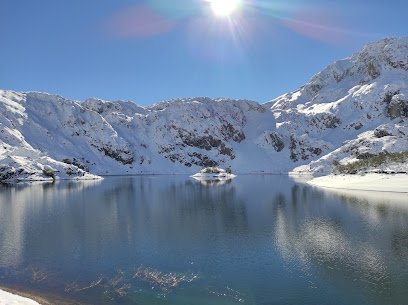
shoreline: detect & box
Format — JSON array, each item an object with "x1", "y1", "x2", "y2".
[
  {"x1": 0, "y1": 288, "x2": 40, "y2": 305},
  {"x1": 307, "y1": 173, "x2": 408, "y2": 193},
  {"x1": 0, "y1": 176, "x2": 103, "y2": 185},
  {"x1": 0, "y1": 286, "x2": 87, "y2": 305},
  {"x1": 1, "y1": 172, "x2": 288, "y2": 185}
]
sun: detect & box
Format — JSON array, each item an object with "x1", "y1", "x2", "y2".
[{"x1": 208, "y1": 0, "x2": 242, "y2": 17}]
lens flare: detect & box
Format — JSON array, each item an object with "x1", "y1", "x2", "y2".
[
  {"x1": 108, "y1": 5, "x2": 176, "y2": 38},
  {"x1": 208, "y1": 0, "x2": 242, "y2": 17}
]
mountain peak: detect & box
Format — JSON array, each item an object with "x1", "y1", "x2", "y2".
[
  {"x1": 268, "y1": 36, "x2": 408, "y2": 111},
  {"x1": 360, "y1": 37, "x2": 408, "y2": 55},
  {"x1": 356, "y1": 36, "x2": 408, "y2": 71}
]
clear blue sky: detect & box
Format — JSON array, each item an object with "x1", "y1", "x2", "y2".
[{"x1": 1, "y1": 0, "x2": 407, "y2": 105}]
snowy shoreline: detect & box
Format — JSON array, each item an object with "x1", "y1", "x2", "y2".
[
  {"x1": 0, "y1": 287, "x2": 85, "y2": 305},
  {"x1": 2, "y1": 175, "x2": 102, "y2": 184},
  {"x1": 307, "y1": 173, "x2": 408, "y2": 193},
  {"x1": 0, "y1": 289, "x2": 40, "y2": 305}
]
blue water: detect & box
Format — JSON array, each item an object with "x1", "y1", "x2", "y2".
[{"x1": 0, "y1": 175, "x2": 407, "y2": 305}]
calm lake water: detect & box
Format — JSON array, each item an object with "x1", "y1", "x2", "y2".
[{"x1": 0, "y1": 175, "x2": 407, "y2": 305}]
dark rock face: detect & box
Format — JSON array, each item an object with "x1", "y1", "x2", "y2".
[
  {"x1": 0, "y1": 166, "x2": 32, "y2": 183},
  {"x1": 157, "y1": 121, "x2": 244, "y2": 166},
  {"x1": 62, "y1": 158, "x2": 89, "y2": 171},
  {"x1": 383, "y1": 91, "x2": 399, "y2": 105},
  {"x1": 289, "y1": 135, "x2": 323, "y2": 162},
  {"x1": 386, "y1": 57, "x2": 408, "y2": 71},
  {"x1": 92, "y1": 144, "x2": 134, "y2": 165},
  {"x1": 0, "y1": 166, "x2": 18, "y2": 182},
  {"x1": 187, "y1": 152, "x2": 219, "y2": 167},
  {"x1": 154, "y1": 114, "x2": 249, "y2": 167},
  {"x1": 308, "y1": 113, "x2": 341, "y2": 130},
  {"x1": 309, "y1": 83, "x2": 322, "y2": 94},
  {"x1": 356, "y1": 152, "x2": 376, "y2": 160},
  {"x1": 159, "y1": 149, "x2": 219, "y2": 168},
  {"x1": 177, "y1": 130, "x2": 235, "y2": 159},
  {"x1": 382, "y1": 91, "x2": 408, "y2": 118},
  {"x1": 366, "y1": 61, "x2": 380, "y2": 79},
  {"x1": 266, "y1": 132, "x2": 285, "y2": 152},
  {"x1": 387, "y1": 97, "x2": 408, "y2": 118},
  {"x1": 353, "y1": 122, "x2": 364, "y2": 130},
  {"x1": 289, "y1": 136, "x2": 299, "y2": 162},
  {"x1": 220, "y1": 122, "x2": 246, "y2": 143},
  {"x1": 374, "y1": 128, "x2": 392, "y2": 138},
  {"x1": 323, "y1": 115, "x2": 341, "y2": 129}
]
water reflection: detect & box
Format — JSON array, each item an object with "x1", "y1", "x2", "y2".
[
  {"x1": 191, "y1": 176, "x2": 233, "y2": 187},
  {"x1": 0, "y1": 176, "x2": 407, "y2": 305},
  {"x1": 274, "y1": 183, "x2": 408, "y2": 305}
]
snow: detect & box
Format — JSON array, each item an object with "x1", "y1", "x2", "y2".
[
  {"x1": 0, "y1": 37, "x2": 407, "y2": 182},
  {"x1": 1, "y1": 93, "x2": 288, "y2": 178},
  {"x1": 191, "y1": 167, "x2": 236, "y2": 180},
  {"x1": 268, "y1": 37, "x2": 408, "y2": 175},
  {"x1": 308, "y1": 174, "x2": 408, "y2": 193},
  {"x1": 0, "y1": 290, "x2": 40, "y2": 305}
]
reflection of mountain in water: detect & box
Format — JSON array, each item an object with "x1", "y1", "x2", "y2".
[
  {"x1": 191, "y1": 176, "x2": 233, "y2": 187},
  {"x1": 0, "y1": 180, "x2": 102, "y2": 268},
  {"x1": 0, "y1": 176, "x2": 249, "y2": 269},
  {"x1": 273, "y1": 183, "x2": 408, "y2": 304},
  {"x1": 0, "y1": 176, "x2": 407, "y2": 304}
]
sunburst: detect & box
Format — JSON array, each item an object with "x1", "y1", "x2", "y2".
[{"x1": 207, "y1": 0, "x2": 242, "y2": 17}]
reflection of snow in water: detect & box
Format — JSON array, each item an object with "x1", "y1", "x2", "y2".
[
  {"x1": 191, "y1": 176, "x2": 233, "y2": 187},
  {"x1": 29, "y1": 267, "x2": 48, "y2": 284},
  {"x1": 207, "y1": 286, "x2": 245, "y2": 303},
  {"x1": 274, "y1": 209, "x2": 388, "y2": 286},
  {"x1": 63, "y1": 265, "x2": 199, "y2": 299},
  {"x1": 133, "y1": 265, "x2": 198, "y2": 291},
  {"x1": 65, "y1": 276, "x2": 104, "y2": 293},
  {"x1": 1, "y1": 176, "x2": 406, "y2": 304},
  {"x1": 0, "y1": 180, "x2": 102, "y2": 268}
]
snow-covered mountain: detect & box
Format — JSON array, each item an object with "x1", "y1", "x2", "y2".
[
  {"x1": 266, "y1": 37, "x2": 408, "y2": 175},
  {"x1": 0, "y1": 93, "x2": 286, "y2": 181},
  {"x1": 1, "y1": 37, "x2": 407, "y2": 182}
]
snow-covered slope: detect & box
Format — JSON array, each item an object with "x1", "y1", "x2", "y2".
[
  {"x1": 1, "y1": 37, "x2": 407, "y2": 182},
  {"x1": 266, "y1": 37, "x2": 408, "y2": 175},
  {"x1": 0, "y1": 289, "x2": 40, "y2": 305},
  {"x1": 0, "y1": 92, "x2": 292, "y2": 181},
  {"x1": 0, "y1": 91, "x2": 100, "y2": 182}
]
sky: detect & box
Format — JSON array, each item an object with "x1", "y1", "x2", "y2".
[{"x1": 1, "y1": 0, "x2": 407, "y2": 105}]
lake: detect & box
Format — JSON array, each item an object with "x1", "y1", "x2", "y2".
[{"x1": 0, "y1": 175, "x2": 407, "y2": 305}]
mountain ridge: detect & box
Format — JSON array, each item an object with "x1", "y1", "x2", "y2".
[{"x1": 1, "y1": 37, "x2": 407, "y2": 182}]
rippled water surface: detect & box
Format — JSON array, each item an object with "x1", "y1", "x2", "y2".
[{"x1": 0, "y1": 175, "x2": 407, "y2": 305}]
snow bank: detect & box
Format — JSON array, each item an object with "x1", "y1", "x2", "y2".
[
  {"x1": 0, "y1": 289, "x2": 40, "y2": 305},
  {"x1": 308, "y1": 174, "x2": 408, "y2": 193}
]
